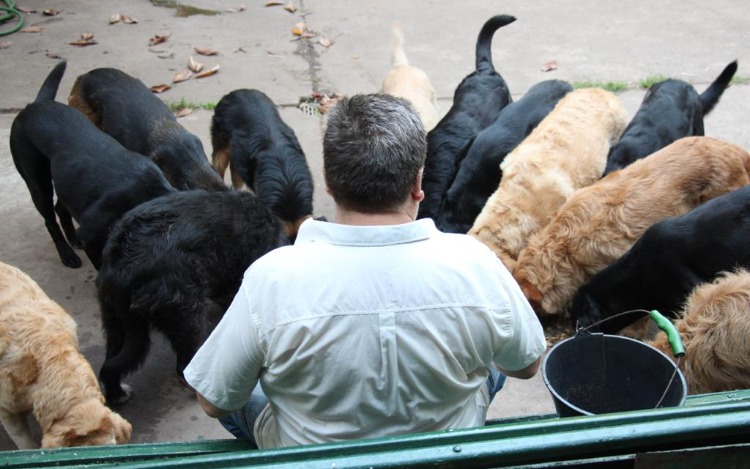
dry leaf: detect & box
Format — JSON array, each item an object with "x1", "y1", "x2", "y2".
[
  {"x1": 172, "y1": 70, "x2": 193, "y2": 83},
  {"x1": 226, "y1": 5, "x2": 246, "y2": 12},
  {"x1": 291, "y1": 22, "x2": 306, "y2": 36},
  {"x1": 541, "y1": 60, "x2": 558, "y2": 72},
  {"x1": 0, "y1": 41, "x2": 13, "y2": 49},
  {"x1": 195, "y1": 64, "x2": 220, "y2": 79},
  {"x1": 318, "y1": 35, "x2": 333, "y2": 47},
  {"x1": 283, "y1": 1, "x2": 297, "y2": 13},
  {"x1": 70, "y1": 33, "x2": 98, "y2": 47},
  {"x1": 109, "y1": 13, "x2": 122, "y2": 24},
  {"x1": 150, "y1": 84, "x2": 171, "y2": 93},
  {"x1": 20, "y1": 26, "x2": 44, "y2": 33},
  {"x1": 149, "y1": 34, "x2": 170, "y2": 46},
  {"x1": 187, "y1": 56, "x2": 204, "y2": 73},
  {"x1": 43, "y1": 9, "x2": 61, "y2": 16},
  {"x1": 264, "y1": 1, "x2": 284, "y2": 5},
  {"x1": 122, "y1": 15, "x2": 138, "y2": 24},
  {"x1": 18, "y1": 7, "x2": 36, "y2": 13},
  {"x1": 174, "y1": 108, "x2": 193, "y2": 118},
  {"x1": 194, "y1": 47, "x2": 219, "y2": 56}
]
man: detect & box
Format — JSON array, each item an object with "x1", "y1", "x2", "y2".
[{"x1": 183, "y1": 93, "x2": 546, "y2": 449}]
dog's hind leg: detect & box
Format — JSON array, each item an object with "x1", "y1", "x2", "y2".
[
  {"x1": 0, "y1": 409, "x2": 38, "y2": 449},
  {"x1": 99, "y1": 314, "x2": 151, "y2": 404},
  {"x1": 54, "y1": 200, "x2": 81, "y2": 249}
]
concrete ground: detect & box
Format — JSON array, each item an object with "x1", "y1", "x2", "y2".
[{"x1": 1, "y1": 0, "x2": 748, "y2": 450}]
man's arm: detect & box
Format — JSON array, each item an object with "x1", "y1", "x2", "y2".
[
  {"x1": 499, "y1": 356, "x2": 541, "y2": 379},
  {"x1": 196, "y1": 392, "x2": 233, "y2": 418}
]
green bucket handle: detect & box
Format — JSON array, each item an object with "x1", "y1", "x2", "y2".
[{"x1": 648, "y1": 310, "x2": 685, "y2": 357}]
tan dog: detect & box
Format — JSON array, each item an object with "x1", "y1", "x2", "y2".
[
  {"x1": 0, "y1": 261, "x2": 132, "y2": 449},
  {"x1": 513, "y1": 137, "x2": 750, "y2": 317},
  {"x1": 469, "y1": 87, "x2": 628, "y2": 271},
  {"x1": 381, "y1": 22, "x2": 440, "y2": 131},
  {"x1": 650, "y1": 269, "x2": 750, "y2": 394}
]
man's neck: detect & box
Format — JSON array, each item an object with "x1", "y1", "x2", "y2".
[{"x1": 334, "y1": 206, "x2": 417, "y2": 226}]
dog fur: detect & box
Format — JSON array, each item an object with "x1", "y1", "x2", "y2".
[
  {"x1": 10, "y1": 61, "x2": 176, "y2": 269},
  {"x1": 649, "y1": 269, "x2": 750, "y2": 394},
  {"x1": 568, "y1": 181, "x2": 750, "y2": 334},
  {"x1": 210, "y1": 88, "x2": 315, "y2": 240},
  {"x1": 469, "y1": 87, "x2": 628, "y2": 271},
  {"x1": 0, "y1": 261, "x2": 131, "y2": 449},
  {"x1": 437, "y1": 79, "x2": 573, "y2": 233},
  {"x1": 604, "y1": 61, "x2": 737, "y2": 175},
  {"x1": 69, "y1": 66, "x2": 226, "y2": 191},
  {"x1": 514, "y1": 137, "x2": 750, "y2": 319},
  {"x1": 417, "y1": 14, "x2": 516, "y2": 221},
  {"x1": 96, "y1": 189, "x2": 290, "y2": 404},
  {"x1": 380, "y1": 22, "x2": 440, "y2": 132}
]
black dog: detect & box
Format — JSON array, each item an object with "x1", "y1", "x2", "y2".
[
  {"x1": 603, "y1": 60, "x2": 737, "y2": 175},
  {"x1": 417, "y1": 14, "x2": 516, "y2": 221},
  {"x1": 436, "y1": 79, "x2": 573, "y2": 233},
  {"x1": 211, "y1": 89, "x2": 315, "y2": 240},
  {"x1": 569, "y1": 183, "x2": 750, "y2": 335},
  {"x1": 10, "y1": 61, "x2": 176, "y2": 269},
  {"x1": 96, "y1": 189, "x2": 289, "y2": 404},
  {"x1": 69, "y1": 67, "x2": 226, "y2": 191}
]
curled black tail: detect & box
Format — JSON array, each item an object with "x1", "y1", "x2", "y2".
[
  {"x1": 700, "y1": 60, "x2": 738, "y2": 115},
  {"x1": 34, "y1": 60, "x2": 67, "y2": 103},
  {"x1": 475, "y1": 14, "x2": 516, "y2": 73}
]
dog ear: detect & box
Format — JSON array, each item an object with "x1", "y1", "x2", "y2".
[{"x1": 109, "y1": 410, "x2": 133, "y2": 444}]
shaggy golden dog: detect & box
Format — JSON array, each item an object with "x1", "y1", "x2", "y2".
[
  {"x1": 513, "y1": 136, "x2": 750, "y2": 317},
  {"x1": 469, "y1": 87, "x2": 627, "y2": 271},
  {"x1": 650, "y1": 269, "x2": 750, "y2": 394},
  {"x1": 0, "y1": 261, "x2": 131, "y2": 449},
  {"x1": 381, "y1": 22, "x2": 439, "y2": 131}
]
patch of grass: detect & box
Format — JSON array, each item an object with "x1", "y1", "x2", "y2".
[
  {"x1": 639, "y1": 74, "x2": 668, "y2": 89},
  {"x1": 165, "y1": 98, "x2": 216, "y2": 112},
  {"x1": 731, "y1": 75, "x2": 750, "y2": 85},
  {"x1": 571, "y1": 80, "x2": 630, "y2": 93}
]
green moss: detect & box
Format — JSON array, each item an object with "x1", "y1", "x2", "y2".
[{"x1": 571, "y1": 81, "x2": 630, "y2": 93}]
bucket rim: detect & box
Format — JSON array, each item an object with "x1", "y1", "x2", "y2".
[{"x1": 541, "y1": 332, "x2": 687, "y2": 416}]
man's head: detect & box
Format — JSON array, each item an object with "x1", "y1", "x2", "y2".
[{"x1": 323, "y1": 93, "x2": 427, "y2": 213}]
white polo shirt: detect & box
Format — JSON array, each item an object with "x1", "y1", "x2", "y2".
[{"x1": 184, "y1": 218, "x2": 546, "y2": 448}]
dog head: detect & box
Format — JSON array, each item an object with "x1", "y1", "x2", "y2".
[
  {"x1": 41, "y1": 399, "x2": 132, "y2": 448},
  {"x1": 567, "y1": 288, "x2": 603, "y2": 332}
]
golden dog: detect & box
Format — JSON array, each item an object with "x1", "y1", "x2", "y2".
[
  {"x1": 380, "y1": 22, "x2": 439, "y2": 131},
  {"x1": 0, "y1": 261, "x2": 131, "y2": 449},
  {"x1": 469, "y1": 87, "x2": 627, "y2": 271},
  {"x1": 513, "y1": 137, "x2": 750, "y2": 317},
  {"x1": 650, "y1": 269, "x2": 750, "y2": 394}
]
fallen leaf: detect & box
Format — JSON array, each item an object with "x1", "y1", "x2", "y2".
[
  {"x1": 318, "y1": 35, "x2": 333, "y2": 47},
  {"x1": 109, "y1": 13, "x2": 122, "y2": 24},
  {"x1": 291, "y1": 22, "x2": 306, "y2": 36},
  {"x1": 174, "y1": 108, "x2": 193, "y2": 118},
  {"x1": 70, "y1": 33, "x2": 98, "y2": 47},
  {"x1": 226, "y1": 5, "x2": 246, "y2": 12},
  {"x1": 541, "y1": 60, "x2": 558, "y2": 72},
  {"x1": 0, "y1": 41, "x2": 12, "y2": 49},
  {"x1": 149, "y1": 34, "x2": 170, "y2": 46},
  {"x1": 43, "y1": 9, "x2": 61, "y2": 16},
  {"x1": 17, "y1": 7, "x2": 36, "y2": 13},
  {"x1": 194, "y1": 47, "x2": 219, "y2": 56},
  {"x1": 187, "y1": 56, "x2": 204, "y2": 73},
  {"x1": 122, "y1": 15, "x2": 138, "y2": 24},
  {"x1": 264, "y1": 1, "x2": 284, "y2": 5},
  {"x1": 150, "y1": 84, "x2": 171, "y2": 93},
  {"x1": 20, "y1": 26, "x2": 44, "y2": 33},
  {"x1": 195, "y1": 64, "x2": 220, "y2": 79},
  {"x1": 46, "y1": 52, "x2": 62, "y2": 59},
  {"x1": 284, "y1": 1, "x2": 297, "y2": 13},
  {"x1": 172, "y1": 69, "x2": 193, "y2": 83}
]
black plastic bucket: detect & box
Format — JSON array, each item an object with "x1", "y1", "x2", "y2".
[{"x1": 542, "y1": 332, "x2": 687, "y2": 417}]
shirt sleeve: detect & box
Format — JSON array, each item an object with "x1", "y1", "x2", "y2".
[{"x1": 183, "y1": 280, "x2": 266, "y2": 411}]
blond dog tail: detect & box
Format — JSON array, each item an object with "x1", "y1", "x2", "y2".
[{"x1": 391, "y1": 22, "x2": 409, "y2": 67}]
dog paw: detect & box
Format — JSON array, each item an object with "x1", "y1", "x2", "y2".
[
  {"x1": 107, "y1": 383, "x2": 133, "y2": 405},
  {"x1": 58, "y1": 247, "x2": 82, "y2": 268}
]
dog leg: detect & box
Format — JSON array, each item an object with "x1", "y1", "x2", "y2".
[
  {"x1": 99, "y1": 315, "x2": 151, "y2": 404},
  {"x1": 0, "y1": 409, "x2": 38, "y2": 449},
  {"x1": 211, "y1": 147, "x2": 231, "y2": 181},
  {"x1": 55, "y1": 200, "x2": 81, "y2": 249}
]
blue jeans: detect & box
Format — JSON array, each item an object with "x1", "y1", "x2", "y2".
[{"x1": 219, "y1": 368, "x2": 507, "y2": 445}]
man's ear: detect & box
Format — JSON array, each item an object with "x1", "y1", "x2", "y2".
[{"x1": 412, "y1": 167, "x2": 425, "y2": 202}]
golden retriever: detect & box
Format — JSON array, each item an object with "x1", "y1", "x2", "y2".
[
  {"x1": 513, "y1": 136, "x2": 750, "y2": 317},
  {"x1": 0, "y1": 261, "x2": 132, "y2": 449},
  {"x1": 469, "y1": 87, "x2": 628, "y2": 271},
  {"x1": 650, "y1": 269, "x2": 750, "y2": 394},
  {"x1": 380, "y1": 22, "x2": 440, "y2": 131}
]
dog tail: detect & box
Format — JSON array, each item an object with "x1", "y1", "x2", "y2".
[
  {"x1": 391, "y1": 21, "x2": 409, "y2": 67},
  {"x1": 35, "y1": 60, "x2": 67, "y2": 103},
  {"x1": 700, "y1": 60, "x2": 738, "y2": 115},
  {"x1": 475, "y1": 14, "x2": 516, "y2": 73}
]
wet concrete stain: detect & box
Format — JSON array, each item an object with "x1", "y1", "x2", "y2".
[{"x1": 150, "y1": 0, "x2": 220, "y2": 17}]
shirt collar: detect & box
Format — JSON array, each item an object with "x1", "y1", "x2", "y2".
[{"x1": 296, "y1": 218, "x2": 438, "y2": 247}]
